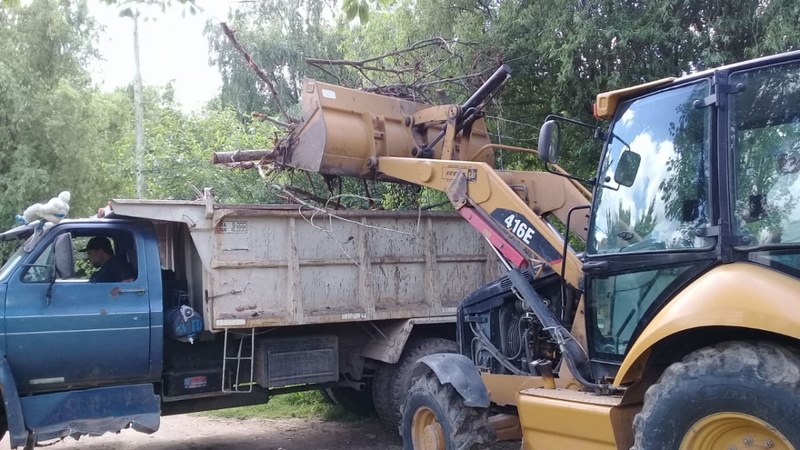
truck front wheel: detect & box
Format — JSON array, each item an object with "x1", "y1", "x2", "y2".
[
  {"x1": 400, "y1": 372, "x2": 493, "y2": 450},
  {"x1": 632, "y1": 341, "x2": 800, "y2": 450}
]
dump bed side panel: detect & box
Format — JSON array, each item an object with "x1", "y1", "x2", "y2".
[{"x1": 201, "y1": 207, "x2": 497, "y2": 328}]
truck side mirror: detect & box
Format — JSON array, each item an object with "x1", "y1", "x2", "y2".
[
  {"x1": 54, "y1": 232, "x2": 74, "y2": 280},
  {"x1": 614, "y1": 150, "x2": 641, "y2": 187},
  {"x1": 538, "y1": 120, "x2": 561, "y2": 164}
]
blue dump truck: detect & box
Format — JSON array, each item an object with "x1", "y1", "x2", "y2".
[{"x1": 0, "y1": 193, "x2": 497, "y2": 448}]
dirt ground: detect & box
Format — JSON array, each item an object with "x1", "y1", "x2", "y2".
[{"x1": 0, "y1": 415, "x2": 521, "y2": 450}]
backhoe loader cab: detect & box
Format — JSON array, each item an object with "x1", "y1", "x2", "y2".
[
  {"x1": 272, "y1": 50, "x2": 800, "y2": 450},
  {"x1": 509, "y1": 51, "x2": 800, "y2": 450}
]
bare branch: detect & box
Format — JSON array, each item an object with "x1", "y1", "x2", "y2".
[
  {"x1": 306, "y1": 37, "x2": 451, "y2": 68},
  {"x1": 283, "y1": 185, "x2": 347, "y2": 209},
  {"x1": 415, "y1": 67, "x2": 498, "y2": 88},
  {"x1": 251, "y1": 111, "x2": 292, "y2": 129},
  {"x1": 362, "y1": 180, "x2": 376, "y2": 209},
  {"x1": 362, "y1": 68, "x2": 497, "y2": 95},
  {"x1": 306, "y1": 61, "x2": 344, "y2": 84},
  {"x1": 220, "y1": 22, "x2": 295, "y2": 124}
]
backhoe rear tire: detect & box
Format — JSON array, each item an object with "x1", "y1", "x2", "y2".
[
  {"x1": 632, "y1": 341, "x2": 800, "y2": 450},
  {"x1": 400, "y1": 372, "x2": 493, "y2": 450},
  {"x1": 372, "y1": 337, "x2": 458, "y2": 428}
]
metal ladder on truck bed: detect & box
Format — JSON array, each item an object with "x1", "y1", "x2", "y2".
[{"x1": 222, "y1": 328, "x2": 255, "y2": 393}]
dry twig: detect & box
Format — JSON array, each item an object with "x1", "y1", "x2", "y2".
[{"x1": 220, "y1": 22, "x2": 295, "y2": 124}]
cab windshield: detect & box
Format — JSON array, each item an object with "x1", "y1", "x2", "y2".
[
  {"x1": 0, "y1": 244, "x2": 25, "y2": 281},
  {"x1": 0, "y1": 221, "x2": 43, "y2": 281},
  {"x1": 589, "y1": 81, "x2": 714, "y2": 254}
]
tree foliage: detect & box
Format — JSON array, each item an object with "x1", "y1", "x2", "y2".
[
  {"x1": 2, "y1": 0, "x2": 800, "y2": 237},
  {"x1": 206, "y1": 1, "x2": 343, "y2": 118},
  {"x1": 0, "y1": 0, "x2": 112, "y2": 229},
  {"x1": 139, "y1": 86, "x2": 279, "y2": 203},
  {"x1": 0, "y1": 0, "x2": 280, "y2": 237}
]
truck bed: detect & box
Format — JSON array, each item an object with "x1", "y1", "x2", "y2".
[{"x1": 108, "y1": 199, "x2": 499, "y2": 329}]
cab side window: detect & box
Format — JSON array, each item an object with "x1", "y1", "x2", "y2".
[
  {"x1": 732, "y1": 61, "x2": 800, "y2": 244},
  {"x1": 21, "y1": 230, "x2": 139, "y2": 283},
  {"x1": 21, "y1": 242, "x2": 55, "y2": 283},
  {"x1": 75, "y1": 232, "x2": 138, "y2": 283}
]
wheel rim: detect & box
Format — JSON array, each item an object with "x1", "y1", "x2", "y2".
[
  {"x1": 411, "y1": 406, "x2": 446, "y2": 450},
  {"x1": 679, "y1": 412, "x2": 794, "y2": 450}
]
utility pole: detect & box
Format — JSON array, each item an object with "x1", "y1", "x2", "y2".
[{"x1": 133, "y1": 12, "x2": 146, "y2": 198}]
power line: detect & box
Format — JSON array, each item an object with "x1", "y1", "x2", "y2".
[
  {"x1": 485, "y1": 115, "x2": 540, "y2": 130},
  {"x1": 487, "y1": 132, "x2": 538, "y2": 142}
]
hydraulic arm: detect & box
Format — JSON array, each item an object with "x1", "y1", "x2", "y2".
[{"x1": 274, "y1": 67, "x2": 590, "y2": 289}]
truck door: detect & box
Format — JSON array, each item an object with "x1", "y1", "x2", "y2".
[
  {"x1": 5, "y1": 225, "x2": 152, "y2": 393},
  {"x1": 582, "y1": 79, "x2": 718, "y2": 377}
]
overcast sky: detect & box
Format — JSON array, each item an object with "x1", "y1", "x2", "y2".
[{"x1": 88, "y1": 0, "x2": 234, "y2": 112}]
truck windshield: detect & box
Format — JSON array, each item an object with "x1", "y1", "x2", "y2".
[
  {"x1": 0, "y1": 244, "x2": 25, "y2": 281},
  {"x1": 732, "y1": 60, "x2": 800, "y2": 246},
  {"x1": 589, "y1": 80, "x2": 715, "y2": 254}
]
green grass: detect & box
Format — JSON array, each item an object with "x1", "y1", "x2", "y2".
[{"x1": 201, "y1": 390, "x2": 372, "y2": 422}]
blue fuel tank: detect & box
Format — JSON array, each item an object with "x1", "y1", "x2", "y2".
[{"x1": 166, "y1": 305, "x2": 203, "y2": 344}]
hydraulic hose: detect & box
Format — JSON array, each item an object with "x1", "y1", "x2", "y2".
[{"x1": 507, "y1": 269, "x2": 610, "y2": 392}]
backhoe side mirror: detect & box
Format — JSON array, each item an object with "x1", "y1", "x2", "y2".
[
  {"x1": 614, "y1": 150, "x2": 641, "y2": 188},
  {"x1": 538, "y1": 120, "x2": 561, "y2": 164}
]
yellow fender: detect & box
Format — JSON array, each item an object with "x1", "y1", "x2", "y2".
[{"x1": 615, "y1": 262, "x2": 800, "y2": 386}]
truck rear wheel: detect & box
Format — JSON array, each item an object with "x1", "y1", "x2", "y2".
[
  {"x1": 400, "y1": 372, "x2": 493, "y2": 450},
  {"x1": 373, "y1": 363, "x2": 396, "y2": 426},
  {"x1": 632, "y1": 341, "x2": 800, "y2": 450},
  {"x1": 372, "y1": 337, "x2": 458, "y2": 428},
  {"x1": 322, "y1": 385, "x2": 375, "y2": 416}
]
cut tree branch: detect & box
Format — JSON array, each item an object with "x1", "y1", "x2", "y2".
[
  {"x1": 305, "y1": 37, "x2": 457, "y2": 68},
  {"x1": 363, "y1": 68, "x2": 497, "y2": 94},
  {"x1": 252, "y1": 112, "x2": 292, "y2": 129},
  {"x1": 283, "y1": 186, "x2": 347, "y2": 209},
  {"x1": 211, "y1": 149, "x2": 274, "y2": 164},
  {"x1": 223, "y1": 161, "x2": 257, "y2": 169},
  {"x1": 220, "y1": 22, "x2": 294, "y2": 124}
]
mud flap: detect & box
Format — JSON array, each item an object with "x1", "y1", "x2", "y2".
[
  {"x1": 417, "y1": 353, "x2": 490, "y2": 408},
  {"x1": 20, "y1": 384, "x2": 160, "y2": 444}
]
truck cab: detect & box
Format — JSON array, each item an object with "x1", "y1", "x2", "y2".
[
  {"x1": 2, "y1": 220, "x2": 163, "y2": 394},
  {"x1": 0, "y1": 194, "x2": 498, "y2": 449},
  {"x1": 0, "y1": 219, "x2": 163, "y2": 448}
]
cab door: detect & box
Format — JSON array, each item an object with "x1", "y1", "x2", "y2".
[
  {"x1": 5, "y1": 224, "x2": 152, "y2": 393},
  {"x1": 582, "y1": 78, "x2": 718, "y2": 377}
]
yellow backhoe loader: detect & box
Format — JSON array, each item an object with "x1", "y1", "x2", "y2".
[{"x1": 271, "y1": 50, "x2": 800, "y2": 450}]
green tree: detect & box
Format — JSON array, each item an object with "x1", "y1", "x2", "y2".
[
  {"x1": 142, "y1": 87, "x2": 280, "y2": 203},
  {"x1": 488, "y1": 0, "x2": 800, "y2": 176},
  {"x1": 206, "y1": 1, "x2": 343, "y2": 118},
  {"x1": 0, "y1": 0, "x2": 126, "y2": 228}
]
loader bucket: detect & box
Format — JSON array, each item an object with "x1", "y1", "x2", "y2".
[{"x1": 275, "y1": 79, "x2": 494, "y2": 178}]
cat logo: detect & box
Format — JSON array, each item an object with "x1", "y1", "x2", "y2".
[{"x1": 442, "y1": 167, "x2": 478, "y2": 182}]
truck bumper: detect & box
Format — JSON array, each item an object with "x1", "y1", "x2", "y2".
[{"x1": 20, "y1": 383, "x2": 160, "y2": 444}]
